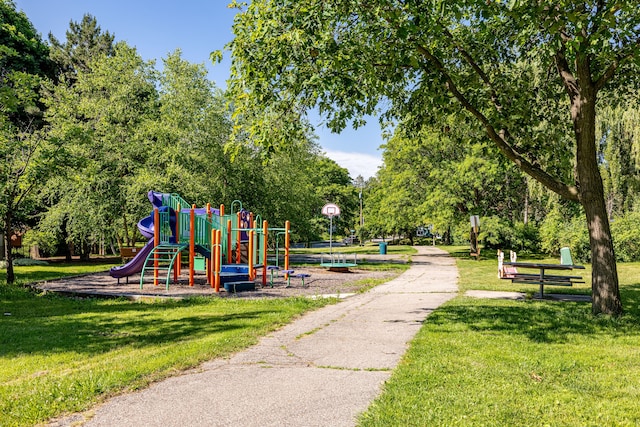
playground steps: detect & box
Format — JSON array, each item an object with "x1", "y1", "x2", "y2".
[
  {"x1": 224, "y1": 281, "x2": 256, "y2": 293},
  {"x1": 140, "y1": 243, "x2": 187, "y2": 289}
]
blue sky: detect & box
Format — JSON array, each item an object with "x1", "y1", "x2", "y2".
[{"x1": 14, "y1": 0, "x2": 384, "y2": 179}]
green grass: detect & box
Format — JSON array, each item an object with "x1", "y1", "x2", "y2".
[
  {"x1": 358, "y1": 246, "x2": 640, "y2": 426},
  {"x1": 0, "y1": 262, "x2": 334, "y2": 426},
  {"x1": 0, "y1": 260, "x2": 119, "y2": 284},
  {"x1": 290, "y1": 243, "x2": 417, "y2": 255},
  {"x1": 289, "y1": 244, "x2": 414, "y2": 270}
]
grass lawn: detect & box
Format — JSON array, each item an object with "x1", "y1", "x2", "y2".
[
  {"x1": 290, "y1": 243, "x2": 417, "y2": 256},
  {"x1": 0, "y1": 260, "x2": 120, "y2": 284},
  {"x1": 290, "y1": 244, "x2": 415, "y2": 271},
  {"x1": 358, "y1": 246, "x2": 640, "y2": 426},
  {"x1": 0, "y1": 262, "x2": 334, "y2": 427}
]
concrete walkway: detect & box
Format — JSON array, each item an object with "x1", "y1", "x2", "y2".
[{"x1": 64, "y1": 246, "x2": 458, "y2": 427}]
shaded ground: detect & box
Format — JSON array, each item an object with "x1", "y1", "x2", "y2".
[{"x1": 32, "y1": 253, "x2": 408, "y2": 300}]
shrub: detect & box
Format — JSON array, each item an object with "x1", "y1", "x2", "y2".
[
  {"x1": 611, "y1": 212, "x2": 640, "y2": 262},
  {"x1": 479, "y1": 216, "x2": 540, "y2": 252},
  {"x1": 511, "y1": 222, "x2": 541, "y2": 253},
  {"x1": 479, "y1": 216, "x2": 515, "y2": 249},
  {"x1": 540, "y1": 207, "x2": 590, "y2": 262},
  {"x1": 0, "y1": 258, "x2": 49, "y2": 269}
]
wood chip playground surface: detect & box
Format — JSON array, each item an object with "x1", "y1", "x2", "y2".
[{"x1": 30, "y1": 254, "x2": 406, "y2": 300}]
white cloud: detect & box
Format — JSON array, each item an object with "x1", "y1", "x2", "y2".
[{"x1": 324, "y1": 150, "x2": 383, "y2": 180}]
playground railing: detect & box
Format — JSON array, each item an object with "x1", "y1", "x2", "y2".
[
  {"x1": 163, "y1": 193, "x2": 191, "y2": 213},
  {"x1": 178, "y1": 210, "x2": 191, "y2": 244},
  {"x1": 158, "y1": 210, "x2": 173, "y2": 244},
  {"x1": 321, "y1": 252, "x2": 358, "y2": 267},
  {"x1": 194, "y1": 215, "x2": 213, "y2": 247}
]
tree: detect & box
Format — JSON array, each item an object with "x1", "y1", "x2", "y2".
[
  {"x1": 1, "y1": 0, "x2": 60, "y2": 283},
  {"x1": 42, "y1": 42, "x2": 158, "y2": 257},
  {"x1": 227, "y1": 0, "x2": 640, "y2": 315},
  {"x1": 374, "y1": 123, "x2": 529, "y2": 242},
  {"x1": 597, "y1": 104, "x2": 640, "y2": 218},
  {"x1": 48, "y1": 14, "x2": 115, "y2": 84}
]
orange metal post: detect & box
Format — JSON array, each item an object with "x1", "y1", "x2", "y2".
[
  {"x1": 248, "y1": 230, "x2": 254, "y2": 280},
  {"x1": 226, "y1": 219, "x2": 232, "y2": 264},
  {"x1": 262, "y1": 220, "x2": 268, "y2": 287},
  {"x1": 236, "y1": 212, "x2": 242, "y2": 264},
  {"x1": 189, "y1": 205, "x2": 195, "y2": 287},
  {"x1": 214, "y1": 229, "x2": 217, "y2": 288},
  {"x1": 214, "y1": 229, "x2": 221, "y2": 292},
  {"x1": 154, "y1": 208, "x2": 159, "y2": 286}
]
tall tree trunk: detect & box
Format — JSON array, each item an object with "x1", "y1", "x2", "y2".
[
  {"x1": 573, "y1": 86, "x2": 622, "y2": 315},
  {"x1": 122, "y1": 212, "x2": 130, "y2": 247},
  {"x1": 3, "y1": 212, "x2": 15, "y2": 284},
  {"x1": 59, "y1": 218, "x2": 72, "y2": 261}
]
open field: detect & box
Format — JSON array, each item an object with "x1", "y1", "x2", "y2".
[
  {"x1": 0, "y1": 258, "x2": 406, "y2": 426},
  {"x1": 358, "y1": 246, "x2": 640, "y2": 426}
]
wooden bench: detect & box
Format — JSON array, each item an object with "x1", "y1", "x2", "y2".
[{"x1": 119, "y1": 247, "x2": 140, "y2": 262}]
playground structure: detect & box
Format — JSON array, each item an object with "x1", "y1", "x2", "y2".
[{"x1": 109, "y1": 191, "x2": 291, "y2": 291}]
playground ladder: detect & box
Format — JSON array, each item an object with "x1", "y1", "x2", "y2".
[{"x1": 140, "y1": 243, "x2": 188, "y2": 290}]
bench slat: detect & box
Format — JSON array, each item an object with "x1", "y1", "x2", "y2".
[
  {"x1": 509, "y1": 273, "x2": 583, "y2": 280},
  {"x1": 512, "y1": 279, "x2": 574, "y2": 287}
]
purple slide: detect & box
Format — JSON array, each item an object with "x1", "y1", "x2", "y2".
[
  {"x1": 109, "y1": 238, "x2": 155, "y2": 279},
  {"x1": 110, "y1": 191, "x2": 169, "y2": 280}
]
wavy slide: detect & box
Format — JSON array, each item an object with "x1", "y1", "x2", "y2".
[
  {"x1": 109, "y1": 191, "x2": 168, "y2": 280},
  {"x1": 109, "y1": 239, "x2": 155, "y2": 279}
]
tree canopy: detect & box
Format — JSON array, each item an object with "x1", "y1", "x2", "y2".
[
  {"x1": 227, "y1": 0, "x2": 640, "y2": 315},
  {"x1": 1, "y1": 0, "x2": 61, "y2": 282}
]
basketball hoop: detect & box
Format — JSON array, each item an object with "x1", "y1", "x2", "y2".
[
  {"x1": 322, "y1": 203, "x2": 341, "y2": 217},
  {"x1": 322, "y1": 203, "x2": 341, "y2": 255}
]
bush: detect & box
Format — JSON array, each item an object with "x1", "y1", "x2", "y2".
[
  {"x1": 540, "y1": 207, "x2": 590, "y2": 262},
  {"x1": 0, "y1": 258, "x2": 49, "y2": 269},
  {"x1": 479, "y1": 216, "x2": 540, "y2": 253},
  {"x1": 511, "y1": 222, "x2": 541, "y2": 253},
  {"x1": 611, "y1": 212, "x2": 640, "y2": 262},
  {"x1": 479, "y1": 216, "x2": 515, "y2": 249}
]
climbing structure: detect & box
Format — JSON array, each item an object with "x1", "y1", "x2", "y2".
[{"x1": 111, "y1": 191, "x2": 290, "y2": 291}]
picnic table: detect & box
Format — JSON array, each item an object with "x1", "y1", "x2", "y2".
[{"x1": 502, "y1": 261, "x2": 585, "y2": 298}]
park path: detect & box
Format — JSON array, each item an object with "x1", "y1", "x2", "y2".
[{"x1": 56, "y1": 246, "x2": 458, "y2": 427}]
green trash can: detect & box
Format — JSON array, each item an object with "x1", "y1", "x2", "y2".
[{"x1": 379, "y1": 242, "x2": 387, "y2": 255}]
